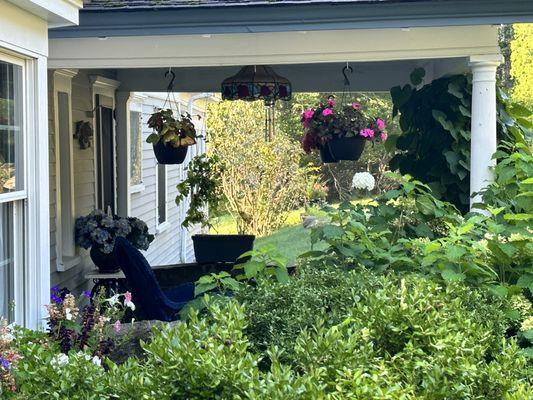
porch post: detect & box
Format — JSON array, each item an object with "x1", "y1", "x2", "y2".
[{"x1": 468, "y1": 55, "x2": 502, "y2": 210}]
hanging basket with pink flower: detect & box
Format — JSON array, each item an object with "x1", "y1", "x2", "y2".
[{"x1": 301, "y1": 96, "x2": 388, "y2": 163}]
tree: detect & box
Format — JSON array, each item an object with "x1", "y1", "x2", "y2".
[
  {"x1": 510, "y1": 23, "x2": 533, "y2": 109},
  {"x1": 207, "y1": 100, "x2": 307, "y2": 236}
]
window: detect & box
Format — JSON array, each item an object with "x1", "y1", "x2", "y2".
[
  {"x1": 0, "y1": 60, "x2": 24, "y2": 195},
  {"x1": 129, "y1": 108, "x2": 143, "y2": 188},
  {"x1": 156, "y1": 163, "x2": 168, "y2": 229},
  {"x1": 0, "y1": 56, "x2": 25, "y2": 322}
]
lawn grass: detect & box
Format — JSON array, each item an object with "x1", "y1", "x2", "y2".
[
  {"x1": 209, "y1": 206, "x2": 329, "y2": 263},
  {"x1": 210, "y1": 199, "x2": 373, "y2": 263}
]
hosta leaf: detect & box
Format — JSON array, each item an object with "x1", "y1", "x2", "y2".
[{"x1": 441, "y1": 269, "x2": 466, "y2": 282}]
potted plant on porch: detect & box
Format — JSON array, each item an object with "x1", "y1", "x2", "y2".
[
  {"x1": 146, "y1": 109, "x2": 198, "y2": 164},
  {"x1": 301, "y1": 96, "x2": 388, "y2": 163},
  {"x1": 75, "y1": 209, "x2": 154, "y2": 273},
  {"x1": 176, "y1": 154, "x2": 255, "y2": 264}
]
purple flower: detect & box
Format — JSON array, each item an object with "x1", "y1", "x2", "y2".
[
  {"x1": 82, "y1": 290, "x2": 91, "y2": 300},
  {"x1": 0, "y1": 357, "x2": 10, "y2": 369},
  {"x1": 322, "y1": 108, "x2": 334, "y2": 117},
  {"x1": 51, "y1": 286, "x2": 63, "y2": 304}
]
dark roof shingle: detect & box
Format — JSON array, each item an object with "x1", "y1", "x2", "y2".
[{"x1": 83, "y1": 0, "x2": 407, "y2": 11}]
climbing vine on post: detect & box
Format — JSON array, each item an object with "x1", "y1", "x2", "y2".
[{"x1": 389, "y1": 69, "x2": 531, "y2": 213}]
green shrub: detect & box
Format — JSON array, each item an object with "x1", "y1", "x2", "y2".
[{"x1": 13, "y1": 342, "x2": 109, "y2": 399}]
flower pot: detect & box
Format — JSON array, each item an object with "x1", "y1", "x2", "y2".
[
  {"x1": 192, "y1": 234, "x2": 256, "y2": 264},
  {"x1": 319, "y1": 144, "x2": 337, "y2": 163},
  {"x1": 322, "y1": 136, "x2": 366, "y2": 162},
  {"x1": 153, "y1": 141, "x2": 188, "y2": 165},
  {"x1": 90, "y1": 246, "x2": 120, "y2": 273}
]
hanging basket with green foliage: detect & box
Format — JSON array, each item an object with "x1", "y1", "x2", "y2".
[{"x1": 146, "y1": 109, "x2": 198, "y2": 164}]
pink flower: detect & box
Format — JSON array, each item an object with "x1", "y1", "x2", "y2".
[
  {"x1": 327, "y1": 97, "x2": 336, "y2": 107},
  {"x1": 352, "y1": 103, "x2": 362, "y2": 110},
  {"x1": 380, "y1": 131, "x2": 388, "y2": 142},
  {"x1": 124, "y1": 292, "x2": 132, "y2": 303},
  {"x1": 113, "y1": 320, "x2": 122, "y2": 333},
  {"x1": 302, "y1": 108, "x2": 315, "y2": 120},
  {"x1": 359, "y1": 128, "x2": 375, "y2": 138},
  {"x1": 376, "y1": 118, "x2": 386, "y2": 130},
  {"x1": 322, "y1": 108, "x2": 334, "y2": 117}
]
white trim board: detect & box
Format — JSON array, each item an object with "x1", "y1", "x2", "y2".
[{"x1": 49, "y1": 25, "x2": 500, "y2": 69}]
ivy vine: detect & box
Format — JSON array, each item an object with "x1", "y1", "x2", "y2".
[{"x1": 389, "y1": 68, "x2": 531, "y2": 213}]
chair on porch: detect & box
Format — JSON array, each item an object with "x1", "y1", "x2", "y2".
[{"x1": 113, "y1": 237, "x2": 195, "y2": 321}]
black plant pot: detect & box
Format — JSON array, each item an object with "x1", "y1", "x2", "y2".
[
  {"x1": 319, "y1": 144, "x2": 337, "y2": 163},
  {"x1": 320, "y1": 136, "x2": 366, "y2": 163},
  {"x1": 192, "y1": 234, "x2": 256, "y2": 264},
  {"x1": 90, "y1": 246, "x2": 120, "y2": 273},
  {"x1": 153, "y1": 141, "x2": 188, "y2": 165}
]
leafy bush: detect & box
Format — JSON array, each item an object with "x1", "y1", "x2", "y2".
[
  {"x1": 109, "y1": 273, "x2": 533, "y2": 398},
  {"x1": 207, "y1": 101, "x2": 307, "y2": 236},
  {"x1": 308, "y1": 147, "x2": 533, "y2": 294},
  {"x1": 390, "y1": 71, "x2": 531, "y2": 212}
]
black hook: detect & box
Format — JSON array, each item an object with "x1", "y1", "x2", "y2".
[
  {"x1": 342, "y1": 65, "x2": 353, "y2": 87},
  {"x1": 165, "y1": 69, "x2": 176, "y2": 91}
]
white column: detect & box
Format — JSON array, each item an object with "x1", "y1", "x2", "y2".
[{"x1": 468, "y1": 55, "x2": 502, "y2": 210}]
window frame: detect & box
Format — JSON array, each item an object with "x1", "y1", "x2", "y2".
[
  {"x1": 0, "y1": 52, "x2": 26, "y2": 204},
  {"x1": 128, "y1": 99, "x2": 144, "y2": 193},
  {"x1": 0, "y1": 51, "x2": 28, "y2": 325},
  {"x1": 155, "y1": 162, "x2": 169, "y2": 234},
  {"x1": 53, "y1": 69, "x2": 79, "y2": 271}
]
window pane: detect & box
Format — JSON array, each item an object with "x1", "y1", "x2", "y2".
[
  {"x1": 0, "y1": 202, "x2": 15, "y2": 320},
  {"x1": 130, "y1": 110, "x2": 142, "y2": 186},
  {"x1": 158, "y1": 164, "x2": 166, "y2": 224},
  {"x1": 0, "y1": 61, "x2": 24, "y2": 194}
]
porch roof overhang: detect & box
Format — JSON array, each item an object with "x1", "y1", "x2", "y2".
[
  {"x1": 49, "y1": 23, "x2": 499, "y2": 93},
  {"x1": 50, "y1": 0, "x2": 533, "y2": 38}
]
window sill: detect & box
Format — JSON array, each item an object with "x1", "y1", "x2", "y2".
[
  {"x1": 130, "y1": 183, "x2": 145, "y2": 194},
  {"x1": 57, "y1": 255, "x2": 82, "y2": 272},
  {"x1": 156, "y1": 221, "x2": 171, "y2": 235}
]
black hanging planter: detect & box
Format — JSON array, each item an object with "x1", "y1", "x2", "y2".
[
  {"x1": 319, "y1": 144, "x2": 337, "y2": 163},
  {"x1": 320, "y1": 136, "x2": 366, "y2": 163},
  {"x1": 90, "y1": 246, "x2": 120, "y2": 273},
  {"x1": 192, "y1": 234, "x2": 256, "y2": 264},
  {"x1": 153, "y1": 141, "x2": 188, "y2": 165}
]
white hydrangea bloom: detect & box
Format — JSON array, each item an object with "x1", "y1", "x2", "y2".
[
  {"x1": 352, "y1": 172, "x2": 375, "y2": 191},
  {"x1": 50, "y1": 353, "x2": 69, "y2": 369}
]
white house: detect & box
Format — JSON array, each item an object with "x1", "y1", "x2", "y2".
[
  {"x1": 47, "y1": 80, "x2": 211, "y2": 294},
  {"x1": 1, "y1": 0, "x2": 532, "y2": 328}
]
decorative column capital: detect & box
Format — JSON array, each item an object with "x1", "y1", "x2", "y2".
[{"x1": 469, "y1": 54, "x2": 503, "y2": 83}]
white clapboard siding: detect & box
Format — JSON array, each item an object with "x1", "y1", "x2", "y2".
[
  {"x1": 49, "y1": 70, "x2": 114, "y2": 293},
  {"x1": 49, "y1": 81, "x2": 210, "y2": 293},
  {"x1": 129, "y1": 93, "x2": 208, "y2": 267}
]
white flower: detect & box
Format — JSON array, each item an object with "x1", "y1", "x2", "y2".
[
  {"x1": 352, "y1": 172, "x2": 375, "y2": 191},
  {"x1": 107, "y1": 294, "x2": 120, "y2": 307},
  {"x1": 51, "y1": 353, "x2": 69, "y2": 369},
  {"x1": 65, "y1": 308, "x2": 73, "y2": 321},
  {"x1": 92, "y1": 356, "x2": 102, "y2": 367},
  {"x1": 125, "y1": 301, "x2": 136, "y2": 311}
]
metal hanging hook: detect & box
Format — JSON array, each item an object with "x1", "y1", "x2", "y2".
[
  {"x1": 165, "y1": 68, "x2": 176, "y2": 91},
  {"x1": 342, "y1": 64, "x2": 353, "y2": 87}
]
